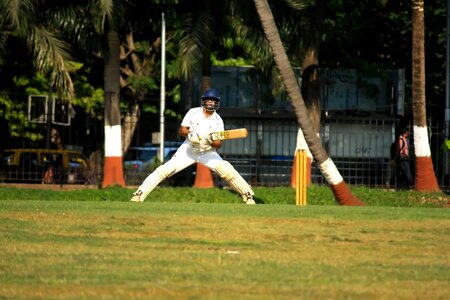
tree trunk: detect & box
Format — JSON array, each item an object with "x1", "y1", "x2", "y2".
[
  {"x1": 254, "y1": 0, "x2": 364, "y2": 205},
  {"x1": 193, "y1": 49, "x2": 215, "y2": 188},
  {"x1": 411, "y1": 0, "x2": 440, "y2": 192},
  {"x1": 120, "y1": 32, "x2": 144, "y2": 155},
  {"x1": 102, "y1": 30, "x2": 125, "y2": 187},
  {"x1": 291, "y1": 49, "x2": 321, "y2": 187}
]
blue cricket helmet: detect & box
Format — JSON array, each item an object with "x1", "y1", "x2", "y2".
[
  {"x1": 202, "y1": 89, "x2": 220, "y2": 100},
  {"x1": 201, "y1": 88, "x2": 220, "y2": 111}
]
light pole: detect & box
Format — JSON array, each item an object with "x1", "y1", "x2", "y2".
[
  {"x1": 445, "y1": 0, "x2": 450, "y2": 184},
  {"x1": 159, "y1": 11, "x2": 166, "y2": 163}
]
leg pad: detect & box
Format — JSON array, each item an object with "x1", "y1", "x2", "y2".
[
  {"x1": 137, "y1": 163, "x2": 177, "y2": 202},
  {"x1": 216, "y1": 161, "x2": 254, "y2": 199}
]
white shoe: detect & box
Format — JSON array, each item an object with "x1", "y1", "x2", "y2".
[
  {"x1": 246, "y1": 198, "x2": 256, "y2": 205},
  {"x1": 130, "y1": 190, "x2": 144, "y2": 202},
  {"x1": 242, "y1": 193, "x2": 256, "y2": 205}
]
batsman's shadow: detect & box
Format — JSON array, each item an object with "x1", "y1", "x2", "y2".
[{"x1": 253, "y1": 196, "x2": 265, "y2": 204}]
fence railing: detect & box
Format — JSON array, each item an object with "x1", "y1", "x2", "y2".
[
  {"x1": 216, "y1": 118, "x2": 449, "y2": 191},
  {"x1": 1, "y1": 111, "x2": 448, "y2": 191}
]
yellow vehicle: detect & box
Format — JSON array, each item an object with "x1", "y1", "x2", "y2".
[{"x1": 0, "y1": 148, "x2": 90, "y2": 184}]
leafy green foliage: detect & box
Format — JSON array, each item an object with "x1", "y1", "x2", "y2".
[
  {"x1": 0, "y1": 0, "x2": 448, "y2": 142},
  {"x1": 0, "y1": 69, "x2": 104, "y2": 142},
  {"x1": 211, "y1": 54, "x2": 250, "y2": 67},
  {"x1": 0, "y1": 91, "x2": 42, "y2": 141},
  {"x1": 442, "y1": 140, "x2": 450, "y2": 151},
  {"x1": 128, "y1": 74, "x2": 158, "y2": 91},
  {"x1": 72, "y1": 75, "x2": 104, "y2": 118}
]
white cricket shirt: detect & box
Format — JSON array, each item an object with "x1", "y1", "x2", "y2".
[{"x1": 181, "y1": 107, "x2": 224, "y2": 137}]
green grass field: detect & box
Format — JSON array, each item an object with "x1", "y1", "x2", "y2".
[{"x1": 0, "y1": 185, "x2": 449, "y2": 299}]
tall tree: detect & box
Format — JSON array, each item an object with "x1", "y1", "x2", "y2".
[
  {"x1": 411, "y1": 0, "x2": 440, "y2": 191},
  {"x1": 253, "y1": 0, "x2": 364, "y2": 205},
  {"x1": 55, "y1": 1, "x2": 177, "y2": 186},
  {"x1": 87, "y1": 0, "x2": 126, "y2": 187},
  {"x1": 118, "y1": 1, "x2": 175, "y2": 155},
  {"x1": 103, "y1": 29, "x2": 126, "y2": 187},
  {"x1": 60, "y1": 1, "x2": 168, "y2": 152},
  {"x1": 79, "y1": 1, "x2": 167, "y2": 187}
]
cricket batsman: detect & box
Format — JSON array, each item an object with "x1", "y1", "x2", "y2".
[{"x1": 130, "y1": 88, "x2": 256, "y2": 204}]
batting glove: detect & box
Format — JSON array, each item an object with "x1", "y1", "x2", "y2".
[
  {"x1": 201, "y1": 133, "x2": 213, "y2": 145},
  {"x1": 198, "y1": 143, "x2": 212, "y2": 152},
  {"x1": 187, "y1": 132, "x2": 200, "y2": 144}
]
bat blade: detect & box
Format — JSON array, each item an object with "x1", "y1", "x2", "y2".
[{"x1": 210, "y1": 128, "x2": 248, "y2": 141}]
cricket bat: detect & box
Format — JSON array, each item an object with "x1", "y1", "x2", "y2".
[{"x1": 209, "y1": 128, "x2": 248, "y2": 141}]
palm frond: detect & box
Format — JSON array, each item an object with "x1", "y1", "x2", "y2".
[
  {"x1": 0, "y1": 0, "x2": 35, "y2": 34},
  {"x1": 277, "y1": 0, "x2": 308, "y2": 11},
  {"x1": 29, "y1": 26, "x2": 74, "y2": 98},
  {"x1": 89, "y1": 0, "x2": 124, "y2": 33},
  {"x1": 176, "y1": 11, "x2": 215, "y2": 79},
  {"x1": 46, "y1": 4, "x2": 104, "y2": 55}
]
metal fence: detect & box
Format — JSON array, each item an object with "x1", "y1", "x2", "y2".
[
  {"x1": 1, "y1": 110, "x2": 448, "y2": 191},
  {"x1": 216, "y1": 118, "x2": 449, "y2": 191}
]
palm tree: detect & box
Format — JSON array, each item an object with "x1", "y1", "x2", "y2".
[
  {"x1": 411, "y1": 0, "x2": 440, "y2": 192},
  {"x1": 53, "y1": 1, "x2": 174, "y2": 187},
  {"x1": 0, "y1": 1, "x2": 125, "y2": 187},
  {"x1": 71, "y1": 0, "x2": 126, "y2": 187},
  {"x1": 73, "y1": 1, "x2": 166, "y2": 187},
  {"x1": 58, "y1": 1, "x2": 171, "y2": 186},
  {"x1": 102, "y1": 29, "x2": 126, "y2": 187},
  {"x1": 226, "y1": 0, "x2": 324, "y2": 187},
  {"x1": 30, "y1": 1, "x2": 125, "y2": 187},
  {"x1": 253, "y1": 0, "x2": 364, "y2": 205}
]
